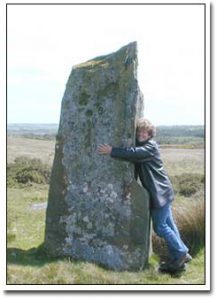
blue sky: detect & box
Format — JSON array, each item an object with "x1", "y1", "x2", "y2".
[{"x1": 7, "y1": 4, "x2": 205, "y2": 125}]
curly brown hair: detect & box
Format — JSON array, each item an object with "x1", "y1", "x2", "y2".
[{"x1": 136, "y1": 118, "x2": 156, "y2": 138}]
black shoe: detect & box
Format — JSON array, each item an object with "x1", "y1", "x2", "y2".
[
  {"x1": 184, "y1": 253, "x2": 192, "y2": 263},
  {"x1": 171, "y1": 253, "x2": 192, "y2": 269},
  {"x1": 159, "y1": 262, "x2": 186, "y2": 273},
  {"x1": 158, "y1": 253, "x2": 192, "y2": 273}
]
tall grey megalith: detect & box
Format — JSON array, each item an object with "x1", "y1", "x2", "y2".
[{"x1": 44, "y1": 42, "x2": 150, "y2": 271}]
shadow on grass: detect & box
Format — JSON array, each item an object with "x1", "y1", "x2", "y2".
[
  {"x1": 7, "y1": 244, "x2": 152, "y2": 272},
  {"x1": 7, "y1": 244, "x2": 129, "y2": 271},
  {"x1": 7, "y1": 244, "x2": 61, "y2": 267}
]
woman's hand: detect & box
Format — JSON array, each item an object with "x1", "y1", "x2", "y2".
[{"x1": 97, "y1": 144, "x2": 112, "y2": 155}]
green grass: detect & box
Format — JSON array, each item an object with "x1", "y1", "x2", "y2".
[
  {"x1": 7, "y1": 248, "x2": 205, "y2": 285},
  {"x1": 7, "y1": 185, "x2": 47, "y2": 250},
  {"x1": 7, "y1": 184, "x2": 205, "y2": 285}
]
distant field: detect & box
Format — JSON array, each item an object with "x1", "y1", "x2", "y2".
[
  {"x1": 160, "y1": 147, "x2": 204, "y2": 176},
  {"x1": 7, "y1": 136, "x2": 204, "y2": 176},
  {"x1": 7, "y1": 137, "x2": 55, "y2": 165}
]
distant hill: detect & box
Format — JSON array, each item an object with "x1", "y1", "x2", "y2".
[
  {"x1": 7, "y1": 123, "x2": 204, "y2": 145},
  {"x1": 156, "y1": 125, "x2": 204, "y2": 137},
  {"x1": 155, "y1": 125, "x2": 204, "y2": 145},
  {"x1": 7, "y1": 124, "x2": 58, "y2": 140}
]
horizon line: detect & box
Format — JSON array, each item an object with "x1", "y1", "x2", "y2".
[{"x1": 7, "y1": 122, "x2": 204, "y2": 127}]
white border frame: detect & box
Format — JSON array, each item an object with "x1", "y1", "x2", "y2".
[{"x1": 2, "y1": 0, "x2": 211, "y2": 292}]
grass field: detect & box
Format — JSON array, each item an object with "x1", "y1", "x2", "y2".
[
  {"x1": 7, "y1": 137, "x2": 55, "y2": 165},
  {"x1": 7, "y1": 137, "x2": 205, "y2": 286},
  {"x1": 7, "y1": 136, "x2": 204, "y2": 175}
]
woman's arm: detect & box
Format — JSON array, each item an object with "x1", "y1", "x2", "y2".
[{"x1": 97, "y1": 143, "x2": 155, "y2": 163}]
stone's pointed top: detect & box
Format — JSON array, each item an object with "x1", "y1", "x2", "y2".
[
  {"x1": 120, "y1": 41, "x2": 137, "y2": 51},
  {"x1": 128, "y1": 40, "x2": 137, "y2": 46},
  {"x1": 74, "y1": 41, "x2": 138, "y2": 70},
  {"x1": 115, "y1": 41, "x2": 138, "y2": 59}
]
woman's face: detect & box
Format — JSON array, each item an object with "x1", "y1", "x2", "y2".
[{"x1": 136, "y1": 128, "x2": 150, "y2": 142}]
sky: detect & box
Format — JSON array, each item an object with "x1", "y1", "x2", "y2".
[{"x1": 7, "y1": 3, "x2": 205, "y2": 125}]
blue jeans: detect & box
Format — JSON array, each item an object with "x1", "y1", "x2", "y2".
[{"x1": 151, "y1": 203, "x2": 188, "y2": 260}]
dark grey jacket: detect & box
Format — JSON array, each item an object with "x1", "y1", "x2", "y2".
[{"x1": 110, "y1": 139, "x2": 174, "y2": 209}]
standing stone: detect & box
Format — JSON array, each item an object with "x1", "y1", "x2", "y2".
[{"x1": 44, "y1": 42, "x2": 150, "y2": 271}]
